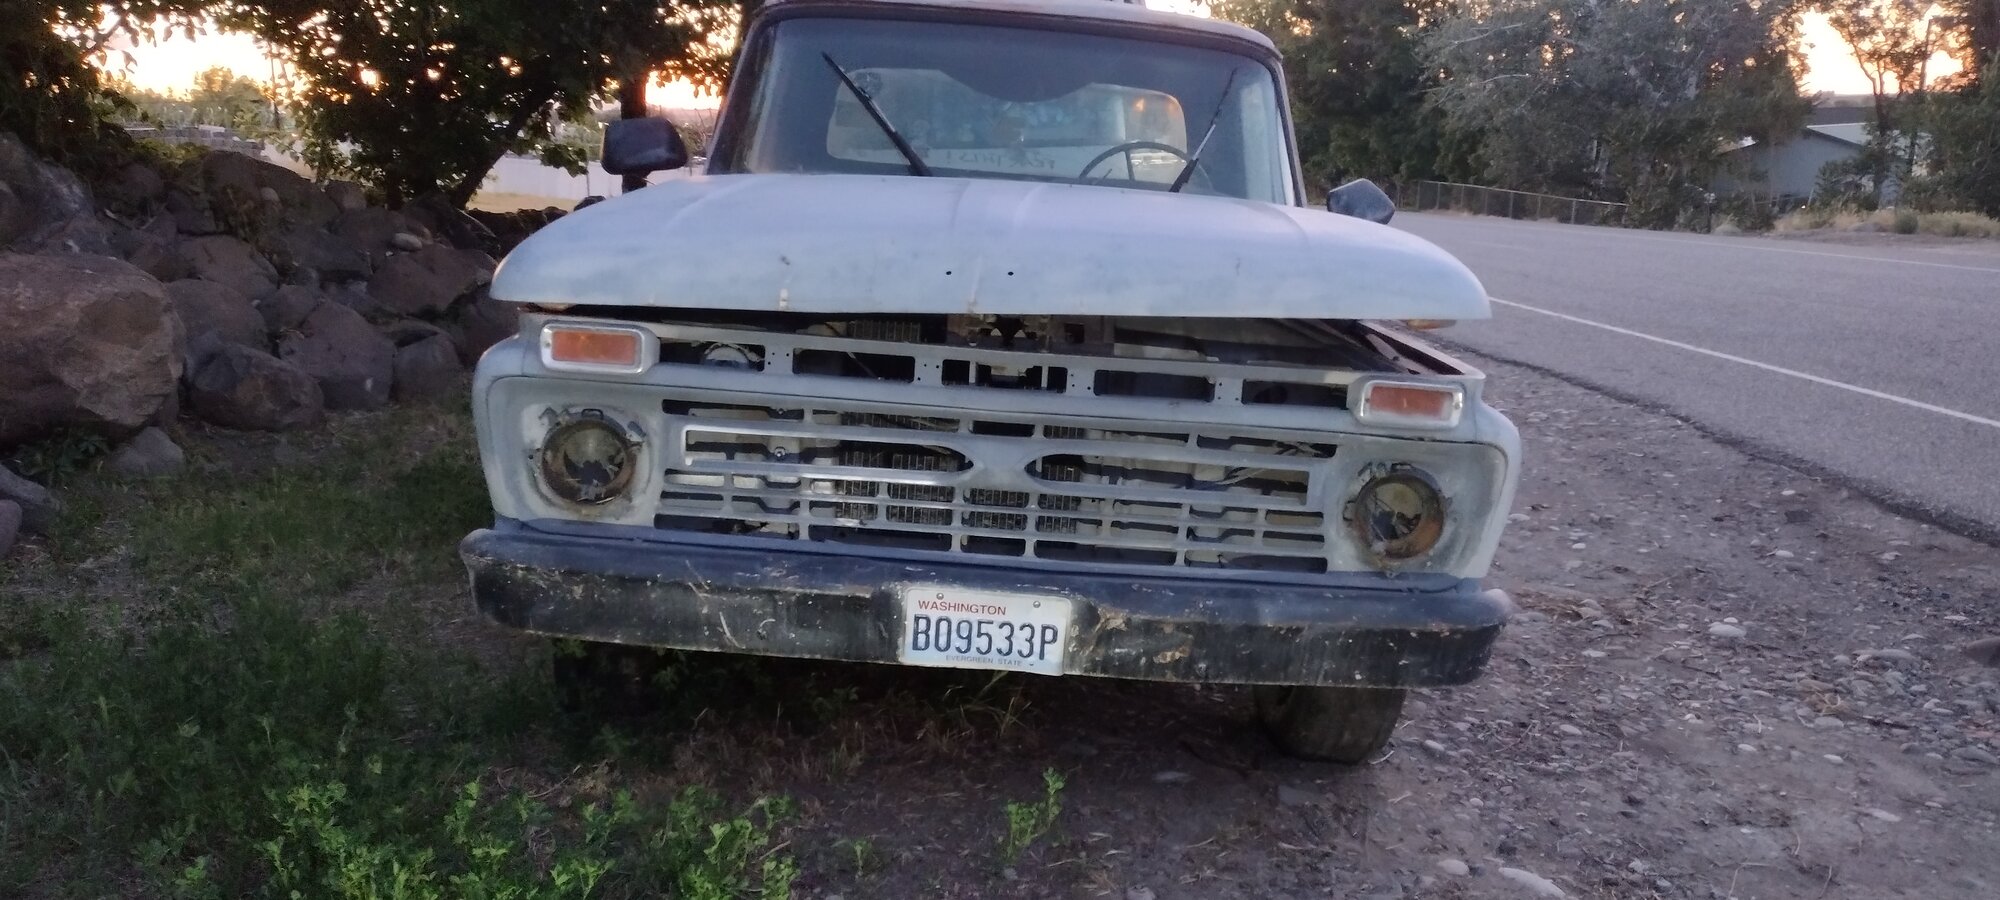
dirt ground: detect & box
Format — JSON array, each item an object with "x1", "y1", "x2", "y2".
[
  {"x1": 13, "y1": 346, "x2": 1996, "y2": 899},
  {"x1": 666, "y1": 348, "x2": 1999, "y2": 900}
]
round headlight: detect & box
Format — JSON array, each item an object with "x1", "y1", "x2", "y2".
[
  {"x1": 539, "y1": 418, "x2": 635, "y2": 505},
  {"x1": 1347, "y1": 466, "x2": 1446, "y2": 564}
]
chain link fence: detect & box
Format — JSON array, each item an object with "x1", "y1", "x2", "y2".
[{"x1": 1392, "y1": 180, "x2": 1630, "y2": 227}]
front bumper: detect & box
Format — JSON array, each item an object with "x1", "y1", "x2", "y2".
[{"x1": 462, "y1": 525, "x2": 1510, "y2": 688}]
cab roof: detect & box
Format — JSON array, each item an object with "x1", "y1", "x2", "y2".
[{"x1": 758, "y1": 0, "x2": 1277, "y2": 53}]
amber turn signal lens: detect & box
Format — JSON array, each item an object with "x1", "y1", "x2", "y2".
[
  {"x1": 550, "y1": 329, "x2": 640, "y2": 367},
  {"x1": 1369, "y1": 385, "x2": 1453, "y2": 418},
  {"x1": 1355, "y1": 380, "x2": 1463, "y2": 428},
  {"x1": 540, "y1": 323, "x2": 653, "y2": 373}
]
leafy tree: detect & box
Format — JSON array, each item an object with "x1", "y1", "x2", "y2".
[
  {"x1": 1819, "y1": 0, "x2": 1937, "y2": 196},
  {"x1": 188, "y1": 65, "x2": 270, "y2": 132},
  {"x1": 1209, "y1": 0, "x2": 1479, "y2": 190},
  {"x1": 212, "y1": 0, "x2": 738, "y2": 206},
  {"x1": 0, "y1": 0, "x2": 206, "y2": 166},
  {"x1": 1937, "y1": 0, "x2": 1999, "y2": 87},
  {"x1": 1423, "y1": 0, "x2": 1808, "y2": 226},
  {"x1": 1921, "y1": 62, "x2": 2000, "y2": 214}
]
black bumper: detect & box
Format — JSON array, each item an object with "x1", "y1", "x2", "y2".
[{"x1": 461, "y1": 527, "x2": 1509, "y2": 688}]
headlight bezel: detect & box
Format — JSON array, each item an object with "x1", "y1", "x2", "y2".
[
  {"x1": 1343, "y1": 462, "x2": 1450, "y2": 568},
  {"x1": 536, "y1": 411, "x2": 641, "y2": 507}
]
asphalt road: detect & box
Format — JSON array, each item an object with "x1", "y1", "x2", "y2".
[{"x1": 1394, "y1": 212, "x2": 2000, "y2": 536}]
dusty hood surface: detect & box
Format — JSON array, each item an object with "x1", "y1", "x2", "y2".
[{"x1": 491, "y1": 174, "x2": 1489, "y2": 319}]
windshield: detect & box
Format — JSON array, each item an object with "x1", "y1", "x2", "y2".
[{"x1": 716, "y1": 17, "x2": 1297, "y2": 204}]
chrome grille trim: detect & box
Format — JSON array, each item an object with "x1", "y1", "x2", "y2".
[
  {"x1": 641, "y1": 321, "x2": 1367, "y2": 409},
  {"x1": 658, "y1": 400, "x2": 1338, "y2": 572}
]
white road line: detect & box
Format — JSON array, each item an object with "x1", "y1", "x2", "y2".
[
  {"x1": 1489, "y1": 296, "x2": 2000, "y2": 431},
  {"x1": 1410, "y1": 215, "x2": 2000, "y2": 274}
]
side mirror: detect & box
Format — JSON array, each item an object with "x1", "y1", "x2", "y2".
[
  {"x1": 1326, "y1": 178, "x2": 1395, "y2": 225},
  {"x1": 602, "y1": 117, "x2": 689, "y2": 177}
]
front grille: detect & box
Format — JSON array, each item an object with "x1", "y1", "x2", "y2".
[{"x1": 658, "y1": 400, "x2": 1337, "y2": 572}]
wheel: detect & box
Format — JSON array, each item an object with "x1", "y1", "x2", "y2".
[
  {"x1": 551, "y1": 640, "x2": 674, "y2": 716},
  {"x1": 1253, "y1": 685, "x2": 1406, "y2": 764}
]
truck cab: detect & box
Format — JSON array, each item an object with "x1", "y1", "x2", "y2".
[{"x1": 461, "y1": 0, "x2": 1520, "y2": 763}]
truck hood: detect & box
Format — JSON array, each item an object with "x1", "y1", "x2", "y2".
[{"x1": 491, "y1": 174, "x2": 1489, "y2": 320}]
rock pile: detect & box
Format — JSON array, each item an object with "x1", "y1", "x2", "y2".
[
  {"x1": 1, "y1": 131, "x2": 558, "y2": 556},
  {"x1": 1, "y1": 133, "x2": 539, "y2": 441}
]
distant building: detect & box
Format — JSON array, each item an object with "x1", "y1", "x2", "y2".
[{"x1": 1711, "y1": 94, "x2": 1876, "y2": 202}]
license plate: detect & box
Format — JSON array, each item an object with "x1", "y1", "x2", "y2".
[{"x1": 898, "y1": 585, "x2": 1071, "y2": 676}]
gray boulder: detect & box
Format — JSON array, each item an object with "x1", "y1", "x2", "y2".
[
  {"x1": 0, "y1": 132, "x2": 95, "y2": 248},
  {"x1": 332, "y1": 207, "x2": 431, "y2": 268},
  {"x1": 259, "y1": 224, "x2": 371, "y2": 281},
  {"x1": 117, "y1": 215, "x2": 192, "y2": 281},
  {"x1": 164, "y1": 186, "x2": 223, "y2": 235},
  {"x1": 0, "y1": 253, "x2": 183, "y2": 446},
  {"x1": 101, "y1": 161, "x2": 168, "y2": 215},
  {"x1": 0, "y1": 180, "x2": 28, "y2": 248},
  {"x1": 19, "y1": 212, "x2": 116, "y2": 256},
  {"x1": 371, "y1": 244, "x2": 494, "y2": 318},
  {"x1": 194, "y1": 150, "x2": 338, "y2": 235},
  {"x1": 105, "y1": 426, "x2": 186, "y2": 479},
  {"x1": 393, "y1": 332, "x2": 463, "y2": 401},
  {"x1": 0, "y1": 464, "x2": 59, "y2": 534},
  {"x1": 326, "y1": 280, "x2": 382, "y2": 319},
  {"x1": 178, "y1": 235, "x2": 279, "y2": 299},
  {"x1": 446, "y1": 288, "x2": 521, "y2": 365},
  {"x1": 257, "y1": 284, "x2": 324, "y2": 336},
  {"x1": 188, "y1": 345, "x2": 325, "y2": 431},
  {"x1": 404, "y1": 190, "x2": 496, "y2": 253},
  {"x1": 166, "y1": 279, "x2": 266, "y2": 352},
  {"x1": 0, "y1": 499, "x2": 19, "y2": 558},
  {"x1": 325, "y1": 180, "x2": 367, "y2": 212},
  {"x1": 278, "y1": 301, "x2": 395, "y2": 410},
  {"x1": 382, "y1": 321, "x2": 463, "y2": 401}
]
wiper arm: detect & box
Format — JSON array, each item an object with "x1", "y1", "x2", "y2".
[
  {"x1": 821, "y1": 52, "x2": 931, "y2": 177},
  {"x1": 1168, "y1": 66, "x2": 1243, "y2": 194}
]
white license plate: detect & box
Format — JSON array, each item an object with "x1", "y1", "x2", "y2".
[{"x1": 898, "y1": 585, "x2": 1072, "y2": 676}]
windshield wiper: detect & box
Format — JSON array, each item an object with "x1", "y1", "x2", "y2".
[
  {"x1": 1168, "y1": 66, "x2": 1243, "y2": 193},
  {"x1": 821, "y1": 52, "x2": 931, "y2": 177}
]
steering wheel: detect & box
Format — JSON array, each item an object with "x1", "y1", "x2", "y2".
[{"x1": 1077, "y1": 140, "x2": 1192, "y2": 183}]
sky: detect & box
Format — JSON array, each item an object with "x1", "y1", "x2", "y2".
[{"x1": 102, "y1": 8, "x2": 1957, "y2": 102}]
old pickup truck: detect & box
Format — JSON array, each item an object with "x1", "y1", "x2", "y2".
[{"x1": 461, "y1": 0, "x2": 1519, "y2": 762}]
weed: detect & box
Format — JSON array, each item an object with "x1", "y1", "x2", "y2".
[
  {"x1": 0, "y1": 409, "x2": 803, "y2": 898},
  {"x1": 837, "y1": 837, "x2": 877, "y2": 875},
  {"x1": 6, "y1": 428, "x2": 111, "y2": 482},
  {"x1": 1775, "y1": 206, "x2": 2000, "y2": 239},
  {"x1": 997, "y1": 768, "x2": 1066, "y2": 865}
]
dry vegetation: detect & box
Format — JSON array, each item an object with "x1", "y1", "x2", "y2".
[{"x1": 1772, "y1": 207, "x2": 2000, "y2": 239}]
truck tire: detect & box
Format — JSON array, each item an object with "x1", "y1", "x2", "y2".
[
  {"x1": 1253, "y1": 685, "x2": 1406, "y2": 764},
  {"x1": 551, "y1": 640, "x2": 671, "y2": 716}
]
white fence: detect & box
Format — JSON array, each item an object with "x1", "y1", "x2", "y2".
[{"x1": 481, "y1": 155, "x2": 620, "y2": 204}]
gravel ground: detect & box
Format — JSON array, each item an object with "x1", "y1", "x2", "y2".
[{"x1": 728, "y1": 348, "x2": 2000, "y2": 900}]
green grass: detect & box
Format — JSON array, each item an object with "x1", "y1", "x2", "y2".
[{"x1": 0, "y1": 407, "x2": 800, "y2": 899}]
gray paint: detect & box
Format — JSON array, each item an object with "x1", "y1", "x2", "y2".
[{"x1": 1713, "y1": 130, "x2": 1863, "y2": 198}]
